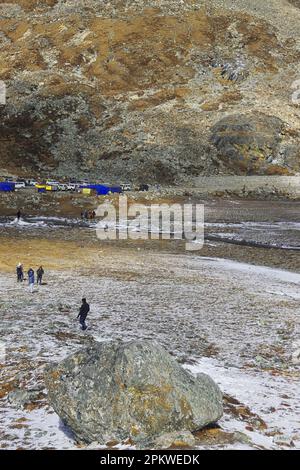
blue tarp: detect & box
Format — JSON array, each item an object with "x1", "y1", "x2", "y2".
[
  {"x1": 0, "y1": 182, "x2": 15, "y2": 191},
  {"x1": 82, "y1": 184, "x2": 122, "y2": 195},
  {"x1": 109, "y1": 186, "x2": 122, "y2": 194}
]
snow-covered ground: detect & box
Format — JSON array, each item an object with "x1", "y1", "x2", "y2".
[
  {"x1": 186, "y1": 358, "x2": 300, "y2": 449},
  {"x1": 0, "y1": 251, "x2": 299, "y2": 449}
]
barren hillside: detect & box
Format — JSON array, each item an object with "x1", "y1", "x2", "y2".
[{"x1": 0, "y1": 0, "x2": 299, "y2": 182}]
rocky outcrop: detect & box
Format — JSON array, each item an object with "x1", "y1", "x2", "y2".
[
  {"x1": 0, "y1": 1, "x2": 299, "y2": 181},
  {"x1": 44, "y1": 340, "x2": 223, "y2": 446},
  {"x1": 210, "y1": 113, "x2": 299, "y2": 175}
]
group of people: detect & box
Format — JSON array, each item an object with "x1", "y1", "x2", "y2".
[
  {"x1": 16, "y1": 264, "x2": 90, "y2": 330},
  {"x1": 13, "y1": 209, "x2": 91, "y2": 330},
  {"x1": 16, "y1": 263, "x2": 45, "y2": 292},
  {"x1": 81, "y1": 210, "x2": 96, "y2": 220}
]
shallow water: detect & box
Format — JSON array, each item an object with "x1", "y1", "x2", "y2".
[{"x1": 1, "y1": 199, "x2": 299, "y2": 251}]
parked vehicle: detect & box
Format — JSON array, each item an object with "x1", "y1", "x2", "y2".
[
  {"x1": 46, "y1": 180, "x2": 60, "y2": 187},
  {"x1": 14, "y1": 181, "x2": 26, "y2": 189},
  {"x1": 57, "y1": 183, "x2": 68, "y2": 191},
  {"x1": 121, "y1": 183, "x2": 132, "y2": 191},
  {"x1": 26, "y1": 179, "x2": 38, "y2": 187},
  {"x1": 138, "y1": 184, "x2": 149, "y2": 192},
  {"x1": 67, "y1": 183, "x2": 77, "y2": 191}
]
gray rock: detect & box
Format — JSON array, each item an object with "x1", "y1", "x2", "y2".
[
  {"x1": 45, "y1": 340, "x2": 223, "y2": 445},
  {"x1": 8, "y1": 388, "x2": 41, "y2": 409},
  {"x1": 210, "y1": 113, "x2": 290, "y2": 175},
  {"x1": 153, "y1": 430, "x2": 196, "y2": 449},
  {"x1": 234, "y1": 431, "x2": 254, "y2": 446}
]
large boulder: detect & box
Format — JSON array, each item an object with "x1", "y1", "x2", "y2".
[
  {"x1": 44, "y1": 341, "x2": 223, "y2": 445},
  {"x1": 210, "y1": 113, "x2": 297, "y2": 175}
]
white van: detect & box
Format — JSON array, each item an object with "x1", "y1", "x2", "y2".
[
  {"x1": 56, "y1": 183, "x2": 67, "y2": 191},
  {"x1": 14, "y1": 181, "x2": 26, "y2": 189},
  {"x1": 121, "y1": 183, "x2": 132, "y2": 191},
  {"x1": 46, "y1": 180, "x2": 60, "y2": 187}
]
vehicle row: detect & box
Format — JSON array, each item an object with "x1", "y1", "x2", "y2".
[{"x1": 0, "y1": 178, "x2": 149, "y2": 192}]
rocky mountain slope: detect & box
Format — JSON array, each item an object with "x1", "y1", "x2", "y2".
[{"x1": 0, "y1": 0, "x2": 299, "y2": 183}]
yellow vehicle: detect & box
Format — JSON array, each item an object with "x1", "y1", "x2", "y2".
[{"x1": 82, "y1": 188, "x2": 92, "y2": 195}]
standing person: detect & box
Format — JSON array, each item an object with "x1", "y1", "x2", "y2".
[
  {"x1": 37, "y1": 266, "x2": 44, "y2": 285},
  {"x1": 17, "y1": 209, "x2": 21, "y2": 222},
  {"x1": 16, "y1": 263, "x2": 24, "y2": 282},
  {"x1": 77, "y1": 298, "x2": 90, "y2": 331},
  {"x1": 27, "y1": 268, "x2": 35, "y2": 293}
]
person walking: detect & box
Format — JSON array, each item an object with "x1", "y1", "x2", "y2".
[
  {"x1": 77, "y1": 298, "x2": 90, "y2": 331},
  {"x1": 16, "y1": 263, "x2": 24, "y2": 282},
  {"x1": 37, "y1": 266, "x2": 44, "y2": 285},
  {"x1": 27, "y1": 268, "x2": 35, "y2": 293},
  {"x1": 17, "y1": 209, "x2": 21, "y2": 222}
]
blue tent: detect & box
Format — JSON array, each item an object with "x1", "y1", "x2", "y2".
[
  {"x1": 83, "y1": 184, "x2": 122, "y2": 195},
  {"x1": 109, "y1": 185, "x2": 122, "y2": 194},
  {"x1": 0, "y1": 182, "x2": 15, "y2": 192}
]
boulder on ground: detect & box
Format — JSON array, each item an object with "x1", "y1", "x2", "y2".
[
  {"x1": 45, "y1": 341, "x2": 223, "y2": 445},
  {"x1": 210, "y1": 113, "x2": 294, "y2": 175}
]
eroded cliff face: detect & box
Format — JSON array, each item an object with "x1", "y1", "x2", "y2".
[{"x1": 0, "y1": 0, "x2": 299, "y2": 182}]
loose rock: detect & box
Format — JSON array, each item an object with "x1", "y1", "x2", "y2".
[{"x1": 45, "y1": 340, "x2": 223, "y2": 445}]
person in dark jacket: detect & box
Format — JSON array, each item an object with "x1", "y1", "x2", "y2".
[
  {"x1": 27, "y1": 268, "x2": 35, "y2": 293},
  {"x1": 77, "y1": 298, "x2": 90, "y2": 330},
  {"x1": 16, "y1": 263, "x2": 24, "y2": 282},
  {"x1": 17, "y1": 209, "x2": 21, "y2": 221},
  {"x1": 37, "y1": 266, "x2": 44, "y2": 285}
]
